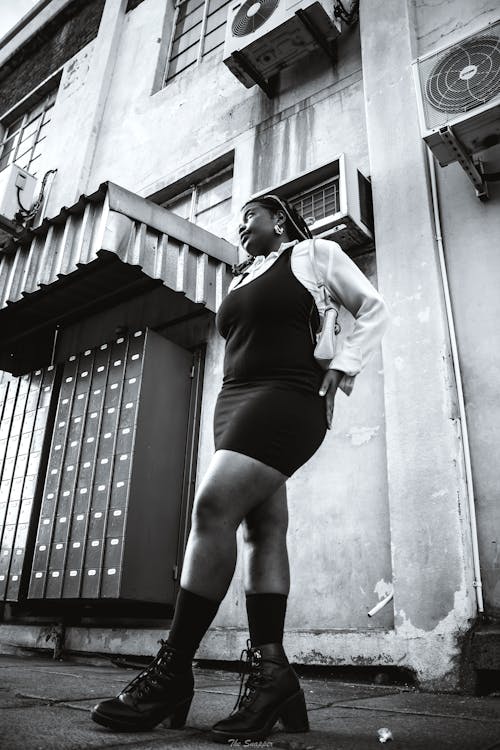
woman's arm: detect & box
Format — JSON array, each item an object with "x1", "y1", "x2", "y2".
[{"x1": 313, "y1": 238, "x2": 391, "y2": 397}]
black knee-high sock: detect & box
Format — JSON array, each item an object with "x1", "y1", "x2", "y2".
[
  {"x1": 245, "y1": 592, "x2": 288, "y2": 647},
  {"x1": 166, "y1": 586, "x2": 221, "y2": 658}
]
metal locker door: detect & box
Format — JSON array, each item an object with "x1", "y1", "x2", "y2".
[{"x1": 116, "y1": 329, "x2": 194, "y2": 605}]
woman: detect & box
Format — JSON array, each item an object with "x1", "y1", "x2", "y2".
[{"x1": 91, "y1": 194, "x2": 390, "y2": 743}]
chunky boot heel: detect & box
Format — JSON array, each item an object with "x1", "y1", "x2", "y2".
[
  {"x1": 168, "y1": 694, "x2": 194, "y2": 729},
  {"x1": 278, "y1": 688, "x2": 309, "y2": 732},
  {"x1": 210, "y1": 640, "x2": 310, "y2": 744}
]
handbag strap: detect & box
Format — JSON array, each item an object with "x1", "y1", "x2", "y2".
[{"x1": 308, "y1": 238, "x2": 339, "y2": 310}]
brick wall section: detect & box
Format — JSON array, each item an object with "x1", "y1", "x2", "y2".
[{"x1": 0, "y1": 0, "x2": 105, "y2": 119}]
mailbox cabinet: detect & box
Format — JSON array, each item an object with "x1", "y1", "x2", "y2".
[{"x1": 28, "y1": 328, "x2": 193, "y2": 604}]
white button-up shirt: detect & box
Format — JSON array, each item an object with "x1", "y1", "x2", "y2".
[{"x1": 224, "y1": 238, "x2": 390, "y2": 396}]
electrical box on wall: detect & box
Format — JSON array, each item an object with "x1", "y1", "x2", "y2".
[
  {"x1": 0, "y1": 163, "x2": 37, "y2": 236},
  {"x1": 250, "y1": 154, "x2": 374, "y2": 253},
  {"x1": 412, "y1": 18, "x2": 500, "y2": 167},
  {"x1": 223, "y1": 0, "x2": 341, "y2": 91}
]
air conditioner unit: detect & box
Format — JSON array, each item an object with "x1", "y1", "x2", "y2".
[
  {"x1": 412, "y1": 18, "x2": 500, "y2": 167},
  {"x1": 0, "y1": 163, "x2": 37, "y2": 235},
  {"x1": 223, "y1": 0, "x2": 341, "y2": 90},
  {"x1": 250, "y1": 154, "x2": 374, "y2": 254}
]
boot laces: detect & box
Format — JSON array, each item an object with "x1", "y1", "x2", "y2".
[
  {"x1": 231, "y1": 638, "x2": 268, "y2": 714},
  {"x1": 123, "y1": 639, "x2": 183, "y2": 699}
]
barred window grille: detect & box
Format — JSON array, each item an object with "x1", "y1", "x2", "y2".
[
  {"x1": 0, "y1": 89, "x2": 57, "y2": 177},
  {"x1": 162, "y1": 166, "x2": 233, "y2": 240},
  {"x1": 165, "y1": 0, "x2": 232, "y2": 82},
  {"x1": 288, "y1": 176, "x2": 340, "y2": 225}
]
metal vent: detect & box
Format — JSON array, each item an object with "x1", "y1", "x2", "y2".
[
  {"x1": 289, "y1": 176, "x2": 340, "y2": 224},
  {"x1": 231, "y1": 0, "x2": 280, "y2": 37},
  {"x1": 425, "y1": 35, "x2": 500, "y2": 114},
  {"x1": 416, "y1": 19, "x2": 500, "y2": 129}
]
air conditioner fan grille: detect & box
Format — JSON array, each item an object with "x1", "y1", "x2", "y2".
[
  {"x1": 425, "y1": 34, "x2": 500, "y2": 114},
  {"x1": 231, "y1": 0, "x2": 280, "y2": 37}
]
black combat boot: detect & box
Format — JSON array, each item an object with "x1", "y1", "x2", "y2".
[
  {"x1": 210, "y1": 639, "x2": 309, "y2": 744},
  {"x1": 91, "y1": 640, "x2": 194, "y2": 732}
]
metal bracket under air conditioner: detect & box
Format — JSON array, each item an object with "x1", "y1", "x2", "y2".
[
  {"x1": 294, "y1": 9, "x2": 338, "y2": 65},
  {"x1": 231, "y1": 50, "x2": 276, "y2": 97},
  {"x1": 439, "y1": 126, "x2": 489, "y2": 201}
]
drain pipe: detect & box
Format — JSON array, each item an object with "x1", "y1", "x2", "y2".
[{"x1": 427, "y1": 148, "x2": 484, "y2": 616}]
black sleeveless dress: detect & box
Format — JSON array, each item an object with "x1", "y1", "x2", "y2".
[{"x1": 213, "y1": 246, "x2": 328, "y2": 477}]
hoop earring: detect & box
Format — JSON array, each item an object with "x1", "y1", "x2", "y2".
[{"x1": 274, "y1": 224, "x2": 284, "y2": 235}]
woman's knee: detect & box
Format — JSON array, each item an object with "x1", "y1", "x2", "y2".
[
  {"x1": 191, "y1": 487, "x2": 236, "y2": 532},
  {"x1": 191, "y1": 450, "x2": 288, "y2": 534}
]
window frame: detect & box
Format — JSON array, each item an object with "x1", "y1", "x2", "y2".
[
  {"x1": 163, "y1": 0, "x2": 232, "y2": 84},
  {"x1": 0, "y1": 77, "x2": 60, "y2": 178},
  {"x1": 161, "y1": 162, "x2": 234, "y2": 238}
]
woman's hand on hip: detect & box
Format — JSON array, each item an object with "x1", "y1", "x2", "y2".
[{"x1": 319, "y1": 369, "x2": 343, "y2": 430}]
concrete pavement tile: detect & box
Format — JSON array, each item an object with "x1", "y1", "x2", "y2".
[
  {"x1": 185, "y1": 683, "x2": 500, "y2": 750},
  {"x1": 192, "y1": 668, "x2": 243, "y2": 691},
  {"x1": 192, "y1": 674, "x2": 404, "y2": 710},
  {"x1": 3, "y1": 656, "x2": 500, "y2": 750},
  {"x1": 308, "y1": 703, "x2": 500, "y2": 750},
  {"x1": 0, "y1": 703, "x2": 215, "y2": 750},
  {"x1": 194, "y1": 684, "x2": 241, "y2": 697},
  {"x1": 0, "y1": 685, "x2": 44, "y2": 709},
  {"x1": 185, "y1": 689, "x2": 242, "y2": 730},
  {"x1": 333, "y1": 691, "x2": 500, "y2": 722},
  {"x1": 2, "y1": 690, "x2": 500, "y2": 750},
  {"x1": 0, "y1": 662, "x2": 132, "y2": 703},
  {"x1": 292, "y1": 675, "x2": 406, "y2": 705}
]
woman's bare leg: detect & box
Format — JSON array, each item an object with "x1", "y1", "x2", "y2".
[
  {"x1": 241, "y1": 482, "x2": 290, "y2": 595},
  {"x1": 180, "y1": 449, "x2": 288, "y2": 601}
]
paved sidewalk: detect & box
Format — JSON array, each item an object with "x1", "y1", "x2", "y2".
[{"x1": 0, "y1": 653, "x2": 499, "y2": 749}]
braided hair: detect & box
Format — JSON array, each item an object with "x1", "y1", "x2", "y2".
[{"x1": 232, "y1": 194, "x2": 313, "y2": 276}]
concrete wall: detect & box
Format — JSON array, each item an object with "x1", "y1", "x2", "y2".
[
  {"x1": 3, "y1": 0, "x2": 500, "y2": 688},
  {"x1": 39, "y1": 0, "x2": 393, "y2": 639},
  {"x1": 412, "y1": 0, "x2": 498, "y2": 56},
  {"x1": 412, "y1": 0, "x2": 500, "y2": 617}
]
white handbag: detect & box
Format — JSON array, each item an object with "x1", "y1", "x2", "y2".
[{"x1": 308, "y1": 238, "x2": 342, "y2": 370}]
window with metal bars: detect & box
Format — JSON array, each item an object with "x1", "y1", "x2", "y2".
[
  {"x1": 164, "y1": 0, "x2": 232, "y2": 82},
  {"x1": 288, "y1": 175, "x2": 341, "y2": 226},
  {"x1": 161, "y1": 166, "x2": 233, "y2": 239},
  {"x1": 0, "y1": 88, "x2": 57, "y2": 178}
]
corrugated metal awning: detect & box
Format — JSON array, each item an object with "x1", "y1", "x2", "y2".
[{"x1": 0, "y1": 181, "x2": 237, "y2": 369}]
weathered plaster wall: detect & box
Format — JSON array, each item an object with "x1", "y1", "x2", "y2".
[
  {"x1": 412, "y1": 0, "x2": 498, "y2": 56},
  {"x1": 37, "y1": 0, "x2": 392, "y2": 635},
  {"x1": 43, "y1": 0, "x2": 367, "y2": 234},
  {"x1": 436, "y1": 166, "x2": 500, "y2": 617},
  {"x1": 359, "y1": 0, "x2": 479, "y2": 685},
  {"x1": 412, "y1": 0, "x2": 500, "y2": 617},
  {"x1": 4, "y1": 0, "x2": 496, "y2": 688}
]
